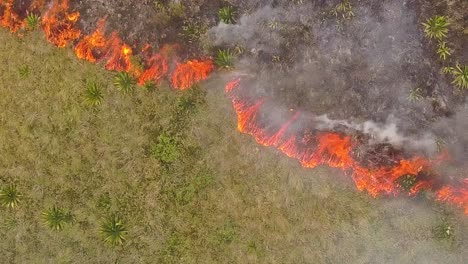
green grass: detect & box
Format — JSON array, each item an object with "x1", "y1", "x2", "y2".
[{"x1": 0, "y1": 29, "x2": 466, "y2": 263}]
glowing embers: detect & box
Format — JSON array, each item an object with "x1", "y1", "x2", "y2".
[
  {"x1": 74, "y1": 18, "x2": 107, "y2": 62},
  {"x1": 225, "y1": 79, "x2": 468, "y2": 214},
  {"x1": 0, "y1": 0, "x2": 23, "y2": 32},
  {"x1": 41, "y1": 0, "x2": 81, "y2": 47},
  {"x1": 171, "y1": 59, "x2": 214, "y2": 90}
]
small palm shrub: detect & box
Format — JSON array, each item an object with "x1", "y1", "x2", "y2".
[
  {"x1": 422, "y1": 15, "x2": 449, "y2": 40},
  {"x1": 451, "y1": 64, "x2": 468, "y2": 90},
  {"x1": 215, "y1": 49, "x2": 234, "y2": 70},
  {"x1": 84, "y1": 80, "x2": 104, "y2": 106},
  {"x1": 331, "y1": 0, "x2": 354, "y2": 20},
  {"x1": 25, "y1": 13, "x2": 40, "y2": 30},
  {"x1": 219, "y1": 6, "x2": 235, "y2": 24},
  {"x1": 42, "y1": 206, "x2": 74, "y2": 231},
  {"x1": 18, "y1": 65, "x2": 30, "y2": 78},
  {"x1": 114, "y1": 72, "x2": 136, "y2": 94},
  {"x1": 433, "y1": 219, "x2": 455, "y2": 242},
  {"x1": 100, "y1": 215, "x2": 128, "y2": 246},
  {"x1": 397, "y1": 174, "x2": 417, "y2": 192},
  {"x1": 142, "y1": 80, "x2": 156, "y2": 92},
  {"x1": 407, "y1": 88, "x2": 424, "y2": 102},
  {"x1": 0, "y1": 185, "x2": 22, "y2": 209},
  {"x1": 437, "y1": 41, "x2": 451, "y2": 60}
]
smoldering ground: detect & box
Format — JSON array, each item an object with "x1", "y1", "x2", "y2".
[{"x1": 208, "y1": 0, "x2": 467, "y2": 162}]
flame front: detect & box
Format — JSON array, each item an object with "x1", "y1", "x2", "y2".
[
  {"x1": 74, "y1": 18, "x2": 107, "y2": 62},
  {"x1": 171, "y1": 59, "x2": 214, "y2": 90},
  {"x1": 41, "y1": 0, "x2": 81, "y2": 48},
  {"x1": 226, "y1": 79, "x2": 468, "y2": 214},
  {"x1": 0, "y1": 0, "x2": 23, "y2": 32}
]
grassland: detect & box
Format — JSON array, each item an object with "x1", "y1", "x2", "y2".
[{"x1": 0, "y1": 29, "x2": 466, "y2": 263}]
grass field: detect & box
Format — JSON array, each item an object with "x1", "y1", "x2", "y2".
[{"x1": 0, "y1": 29, "x2": 466, "y2": 263}]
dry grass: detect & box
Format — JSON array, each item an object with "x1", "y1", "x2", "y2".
[{"x1": 0, "y1": 29, "x2": 466, "y2": 263}]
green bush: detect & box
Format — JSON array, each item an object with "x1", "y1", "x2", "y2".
[{"x1": 151, "y1": 133, "x2": 180, "y2": 163}]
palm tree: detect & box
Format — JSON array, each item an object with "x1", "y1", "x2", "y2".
[
  {"x1": 84, "y1": 80, "x2": 104, "y2": 106},
  {"x1": 114, "y1": 72, "x2": 136, "y2": 94},
  {"x1": 100, "y1": 215, "x2": 128, "y2": 246},
  {"x1": 219, "y1": 7, "x2": 235, "y2": 24},
  {"x1": 422, "y1": 15, "x2": 450, "y2": 40},
  {"x1": 0, "y1": 185, "x2": 22, "y2": 209},
  {"x1": 42, "y1": 206, "x2": 74, "y2": 231}
]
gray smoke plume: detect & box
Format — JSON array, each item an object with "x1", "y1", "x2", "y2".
[{"x1": 208, "y1": 0, "x2": 466, "y2": 160}]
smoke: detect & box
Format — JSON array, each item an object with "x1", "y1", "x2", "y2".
[{"x1": 208, "y1": 0, "x2": 466, "y2": 159}]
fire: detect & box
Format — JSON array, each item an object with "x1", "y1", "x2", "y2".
[
  {"x1": 226, "y1": 79, "x2": 468, "y2": 214},
  {"x1": 0, "y1": 0, "x2": 23, "y2": 32},
  {"x1": 437, "y1": 181, "x2": 468, "y2": 214},
  {"x1": 171, "y1": 59, "x2": 214, "y2": 90},
  {"x1": 74, "y1": 18, "x2": 107, "y2": 62},
  {"x1": 138, "y1": 53, "x2": 168, "y2": 85},
  {"x1": 41, "y1": 0, "x2": 81, "y2": 48},
  {"x1": 137, "y1": 44, "x2": 177, "y2": 85},
  {"x1": 103, "y1": 32, "x2": 134, "y2": 72}
]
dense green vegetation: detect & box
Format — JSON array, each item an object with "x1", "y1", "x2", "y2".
[{"x1": 0, "y1": 26, "x2": 466, "y2": 263}]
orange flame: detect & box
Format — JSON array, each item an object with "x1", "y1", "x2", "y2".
[
  {"x1": 437, "y1": 181, "x2": 468, "y2": 214},
  {"x1": 41, "y1": 0, "x2": 81, "y2": 48},
  {"x1": 138, "y1": 53, "x2": 168, "y2": 85},
  {"x1": 74, "y1": 18, "x2": 107, "y2": 62},
  {"x1": 171, "y1": 59, "x2": 214, "y2": 90},
  {"x1": 226, "y1": 79, "x2": 468, "y2": 214},
  {"x1": 0, "y1": 0, "x2": 23, "y2": 32},
  {"x1": 103, "y1": 32, "x2": 134, "y2": 72}
]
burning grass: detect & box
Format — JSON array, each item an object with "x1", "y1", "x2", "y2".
[
  {"x1": 225, "y1": 79, "x2": 468, "y2": 215},
  {"x1": 0, "y1": 0, "x2": 214, "y2": 90},
  {"x1": 0, "y1": 24, "x2": 467, "y2": 263}
]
